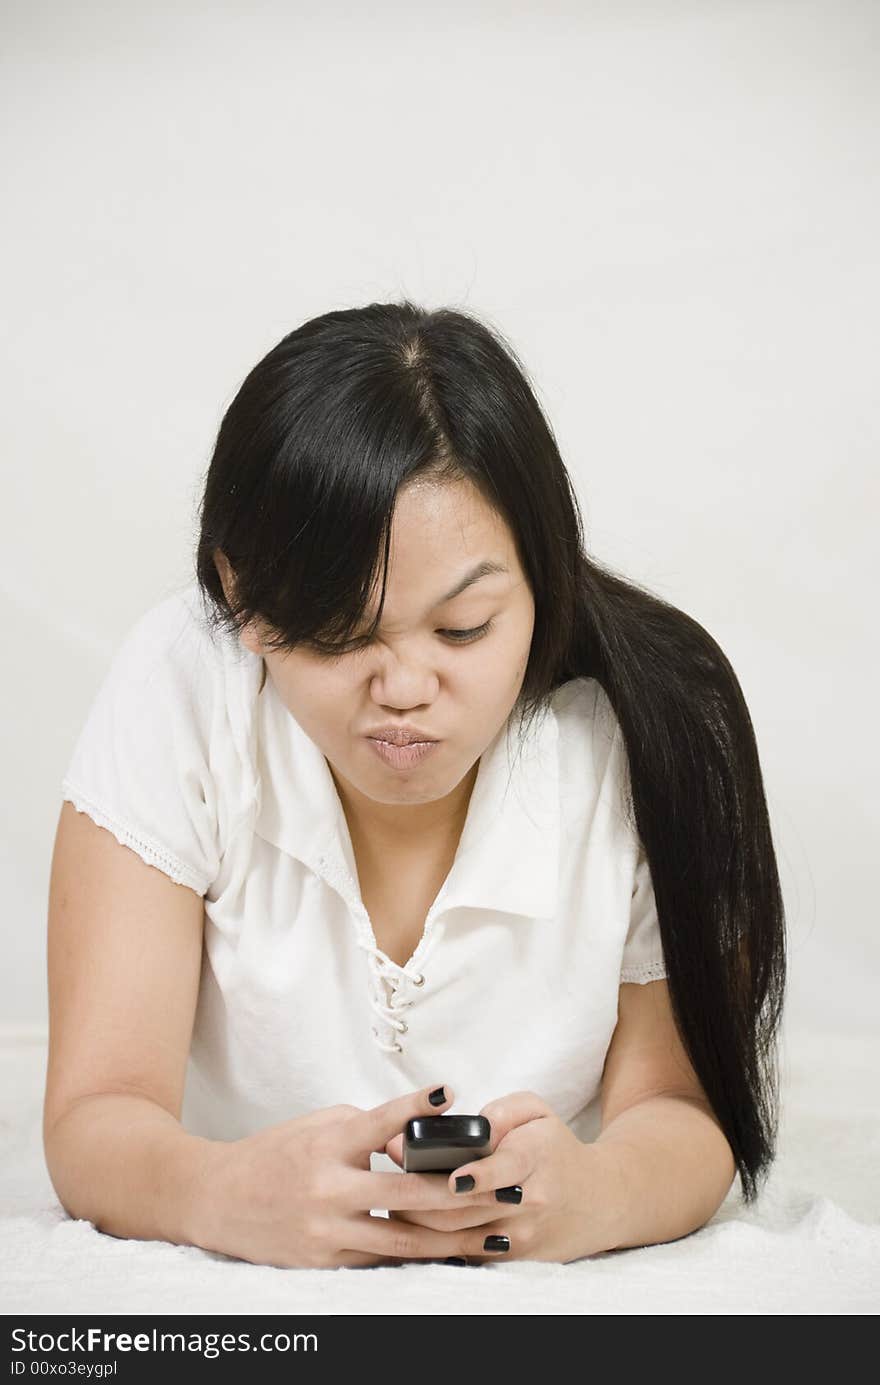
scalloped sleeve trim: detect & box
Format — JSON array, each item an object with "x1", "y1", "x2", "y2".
[
  {"x1": 61, "y1": 779, "x2": 211, "y2": 897},
  {"x1": 619, "y1": 959, "x2": 668, "y2": 985}
]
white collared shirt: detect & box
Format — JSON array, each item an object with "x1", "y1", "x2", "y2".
[{"x1": 61, "y1": 583, "x2": 667, "y2": 1151}]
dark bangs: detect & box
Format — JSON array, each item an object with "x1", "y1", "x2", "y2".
[{"x1": 194, "y1": 299, "x2": 578, "y2": 725}]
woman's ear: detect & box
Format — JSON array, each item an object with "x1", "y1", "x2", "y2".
[
  {"x1": 213, "y1": 548, "x2": 264, "y2": 658},
  {"x1": 213, "y1": 548, "x2": 236, "y2": 606},
  {"x1": 238, "y1": 623, "x2": 264, "y2": 658}
]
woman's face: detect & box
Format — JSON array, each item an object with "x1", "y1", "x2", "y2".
[{"x1": 218, "y1": 476, "x2": 535, "y2": 825}]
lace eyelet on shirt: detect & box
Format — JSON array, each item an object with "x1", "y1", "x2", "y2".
[
  {"x1": 371, "y1": 1026, "x2": 403, "y2": 1053},
  {"x1": 358, "y1": 938, "x2": 425, "y2": 1050}
]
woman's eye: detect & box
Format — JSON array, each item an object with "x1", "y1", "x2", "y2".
[
  {"x1": 440, "y1": 620, "x2": 494, "y2": 644},
  {"x1": 308, "y1": 619, "x2": 494, "y2": 655}
]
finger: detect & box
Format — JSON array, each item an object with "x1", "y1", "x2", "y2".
[
  {"x1": 337, "y1": 1248, "x2": 402, "y2": 1268},
  {"x1": 349, "y1": 1166, "x2": 494, "y2": 1212},
  {"x1": 345, "y1": 1212, "x2": 514, "y2": 1261},
  {"x1": 390, "y1": 1204, "x2": 501, "y2": 1232},
  {"x1": 478, "y1": 1090, "x2": 554, "y2": 1151},
  {"x1": 445, "y1": 1135, "x2": 536, "y2": 1199},
  {"x1": 344, "y1": 1083, "x2": 455, "y2": 1159}
]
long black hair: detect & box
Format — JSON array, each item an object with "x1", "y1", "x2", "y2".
[{"x1": 194, "y1": 300, "x2": 786, "y2": 1206}]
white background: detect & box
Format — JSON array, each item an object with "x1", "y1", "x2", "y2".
[{"x1": 2, "y1": 0, "x2": 877, "y2": 1049}]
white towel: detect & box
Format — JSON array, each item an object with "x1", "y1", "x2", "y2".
[{"x1": 3, "y1": 1032, "x2": 878, "y2": 1314}]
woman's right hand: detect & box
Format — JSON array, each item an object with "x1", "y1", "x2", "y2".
[{"x1": 194, "y1": 1082, "x2": 486, "y2": 1268}]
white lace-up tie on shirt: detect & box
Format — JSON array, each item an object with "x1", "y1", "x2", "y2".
[{"x1": 356, "y1": 938, "x2": 426, "y2": 1053}]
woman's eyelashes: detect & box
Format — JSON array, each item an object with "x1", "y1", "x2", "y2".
[
  {"x1": 438, "y1": 619, "x2": 494, "y2": 644},
  {"x1": 308, "y1": 619, "x2": 495, "y2": 657}
]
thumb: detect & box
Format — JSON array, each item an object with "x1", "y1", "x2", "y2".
[
  {"x1": 347, "y1": 1082, "x2": 455, "y2": 1159},
  {"x1": 384, "y1": 1133, "x2": 404, "y2": 1167}
]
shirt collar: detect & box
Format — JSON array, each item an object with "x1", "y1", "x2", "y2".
[{"x1": 253, "y1": 675, "x2": 560, "y2": 922}]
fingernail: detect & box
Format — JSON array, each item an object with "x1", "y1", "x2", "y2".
[
  {"x1": 484, "y1": 1234, "x2": 510, "y2": 1253},
  {"x1": 428, "y1": 1086, "x2": 446, "y2": 1106},
  {"x1": 454, "y1": 1174, "x2": 475, "y2": 1193},
  {"x1": 495, "y1": 1185, "x2": 523, "y2": 1204},
  {"x1": 444, "y1": 1256, "x2": 468, "y2": 1265}
]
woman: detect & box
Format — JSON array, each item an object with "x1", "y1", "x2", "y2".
[{"x1": 45, "y1": 300, "x2": 785, "y2": 1269}]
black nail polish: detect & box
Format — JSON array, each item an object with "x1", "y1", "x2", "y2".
[
  {"x1": 444, "y1": 1256, "x2": 468, "y2": 1265},
  {"x1": 495, "y1": 1185, "x2": 523, "y2": 1204},
  {"x1": 484, "y1": 1234, "x2": 510, "y2": 1252},
  {"x1": 428, "y1": 1087, "x2": 446, "y2": 1106},
  {"x1": 454, "y1": 1174, "x2": 475, "y2": 1193}
]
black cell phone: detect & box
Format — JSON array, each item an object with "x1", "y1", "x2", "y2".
[{"x1": 402, "y1": 1114, "x2": 492, "y2": 1173}]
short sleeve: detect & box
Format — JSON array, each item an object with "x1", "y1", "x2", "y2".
[
  {"x1": 619, "y1": 834, "x2": 668, "y2": 984},
  {"x1": 60, "y1": 595, "x2": 221, "y2": 897},
  {"x1": 602, "y1": 711, "x2": 667, "y2": 985}
]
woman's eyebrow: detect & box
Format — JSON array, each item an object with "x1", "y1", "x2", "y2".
[
  {"x1": 361, "y1": 560, "x2": 511, "y2": 630},
  {"x1": 433, "y1": 560, "x2": 509, "y2": 607}
]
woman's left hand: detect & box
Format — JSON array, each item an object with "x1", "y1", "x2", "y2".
[{"x1": 383, "y1": 1089, "x2": 620, "y2": 1264}]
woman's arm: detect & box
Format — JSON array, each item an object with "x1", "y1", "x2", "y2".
[
  {"x1": 44, "y1": 1092, "x2": 218, "y2": 1248},
  {"x1": 579, "y1": 977, "x2": 737, "y2": 1253},
  {"x1": 586, "y1": 1092, "x2": 737, "y2": 1252},
  {"x1": 44, "y1": 802, "x2": 212, "y2": 1246}
]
